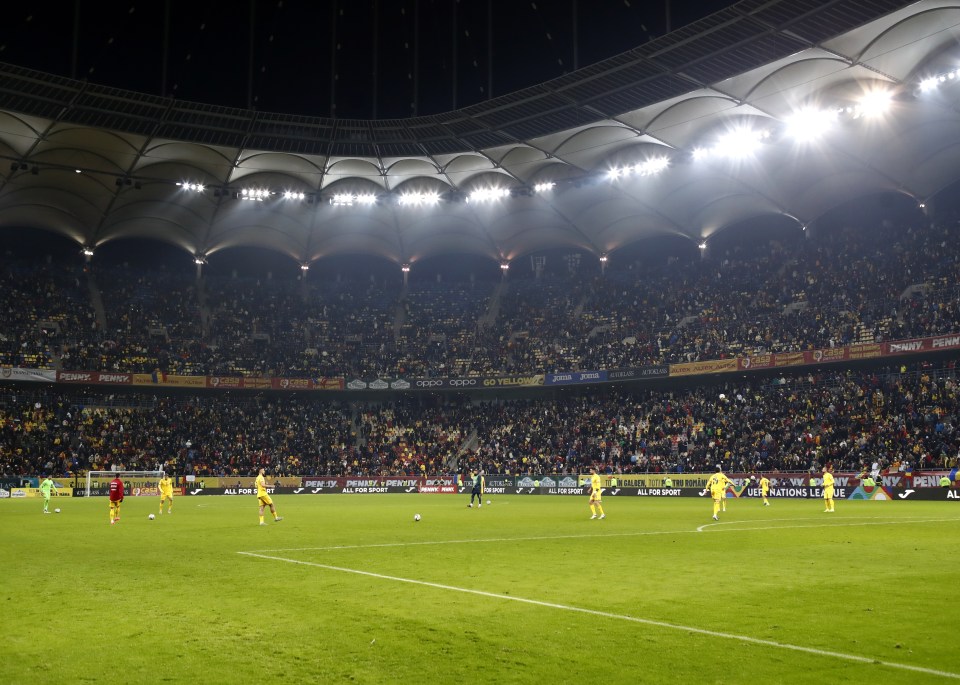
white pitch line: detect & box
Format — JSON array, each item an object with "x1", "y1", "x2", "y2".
[
  {"x1": 244, "y1": 516, "x2": 960, "y2": 554},
  {"x1": 695, "y1": 516, "x2": 960, "y2": 533},
  {"x1": 244, "y1": 528, "x2": 693, "y2": 553},
  {"x1": 237, "y1": 550, "x2": 960, "y2": 681}
]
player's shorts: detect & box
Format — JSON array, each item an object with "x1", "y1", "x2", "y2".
[
  {"x1": 761, "y1": 489, "x2": 769, "y2": 496},
  {"x1": 258, "y1": 494, "x2": 274, "y2": 506},
  {"x1": 160, "y1": 492, "x2": 173, "y2": 500},
  {"x1": 589, "y1": 492, "x2": 602, "y2": 503},
  {"x1": 823, "y1": 486, "x2": 834, "y2": 500}
]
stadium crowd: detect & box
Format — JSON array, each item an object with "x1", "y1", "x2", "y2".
[
  {"x1": 3, "y1": 202, "x2": 960, "y2": 482},
  {"x1": 3, "y1": 211, "x2": 960, "y2": 380},
  {"x1": 1, "y1": 360, "x2": 957, "y2": 480}
]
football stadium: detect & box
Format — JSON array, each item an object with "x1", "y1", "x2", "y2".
[{"x1": 3, "y1": 1, "x2": 960, "y2": 682}]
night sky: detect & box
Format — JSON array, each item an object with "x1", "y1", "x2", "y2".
[{"x1": 0, "y1": 0, "x2": 738, "y2": 119}]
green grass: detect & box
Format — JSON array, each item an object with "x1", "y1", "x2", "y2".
[{"x1": 4, "y1": 494, "x2": 959, "y2": 684}]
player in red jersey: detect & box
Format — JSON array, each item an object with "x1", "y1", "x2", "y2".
[{"x1": 109, "y1": 475, "x2": 124, "y2": 525}]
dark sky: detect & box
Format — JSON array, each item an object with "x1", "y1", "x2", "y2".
[{"x1": 0, "y1": 0, "x2": 737, "y2": 119}]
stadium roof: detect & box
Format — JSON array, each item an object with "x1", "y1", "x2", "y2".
[{"x1": 0, "y1": 0, "x2": 958, "y2": 266}]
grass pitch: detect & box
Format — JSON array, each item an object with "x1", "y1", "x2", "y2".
[{"x1": 4, "y1": 493, "x2": 959, "y2": 684}]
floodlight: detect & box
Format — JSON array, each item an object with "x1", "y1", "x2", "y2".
[
  {"x1": 713, "y1": 127, "x2": 767, "y2": 158},
  {"x1": 783, "y1": 108, "x2": 838, "y2": 142},
  {"x1": 637, "y1": 156, "x2": 669, "y2": 175},
  {"x1": 398, "y1": 191, "x2": 440, "y2": 206},
  {"x1": 855, "y1": 90, "x2": 892, "y2": 118},
  {"x1": 468, "y1": 187, "x2": 510, "y2": 203},
  {"x1": 240, "y1": 188, "x2": 270, "y2": 201}
]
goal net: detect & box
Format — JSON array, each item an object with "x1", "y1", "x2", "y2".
[{"x1": 84, "y1": 470, "x2": 165, "y2": 497}]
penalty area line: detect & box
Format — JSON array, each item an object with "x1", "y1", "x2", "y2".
[{"x1": 237, "y1": 550, "x2": 960, "y2": 681}]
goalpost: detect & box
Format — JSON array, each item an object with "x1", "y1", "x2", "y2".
[{"x1": 84, "y1": 470, "x2": 165, "y2": 497}]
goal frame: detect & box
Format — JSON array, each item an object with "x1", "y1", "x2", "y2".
[{"x1": 84, "y1": 470, "x2": 165, "y2": 497}]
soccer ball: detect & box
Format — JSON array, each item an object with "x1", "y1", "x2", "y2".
[
  {"x1": 54, "y1": 508, "x2": 61, "y2": 514},
  {"x1": 148, "y1": 513, "x2": 156, "y2": 520},
  {"x1": 486, "y1": 500, "x2": 491, "y2": 505},
  {"x1": 413, "y1": 513, "x2": 421, "y2": 522}
]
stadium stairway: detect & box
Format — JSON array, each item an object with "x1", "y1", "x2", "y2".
[
  {"x1": 86, "y1": 273, "x2": 107, "y2": 332},
  {"x1": 196, "y1": 276, "x2": 211, "y2": 339},
  {"x1": 449, "y1": 428, "x2": 478, "y2": 472},
  {"x1": 480, "y1": 280, "x2": 507, "y2": 329}
]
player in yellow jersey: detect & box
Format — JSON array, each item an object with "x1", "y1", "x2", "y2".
[
  {"x1": 588, "y1": 467, "x2": 605, "y2": 520},
  {"x1": 759, "y1": 475, "x2": 771, "y2": 506},
  {"x1": 708, "y1": 465, "x2": 733, "y2": 520},
  {"x1": 158, "y1": 473, "x2": 174, "y2": 515},
  {"x1": 256, "y1": 468, "x2": 283, "y2": 525},
  {"x1": 822, "y1": 466, "x2": 835, "y2": 512}
]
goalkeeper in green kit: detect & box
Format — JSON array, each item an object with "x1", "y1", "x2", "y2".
[{"x1": 40, "y1": 475, "x2": 57, "y2": 513}]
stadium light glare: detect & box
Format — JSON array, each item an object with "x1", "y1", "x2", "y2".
[
  {"x1": 713, "y1": 127, "x2": 768, "y2": 159},
  {"x1": 355, "y1": 193, "x2": 377, "y2": 205},
  {"x1": 606, "y1": 156, "x2": 668, "y2": 181},
  {"x1": 283, "y1": 191, "x2": 306, "y2": 200},
  {"x1": 398, "y1": 191, "x2": 440, "y2": 206},
  {"x1": 81, "y1": 247, "x2": 94, "y2": 257},
  {"x1": 917, "y1": 67, "x2": 960, "y2": 94},
  {"x1": 240, "y1": 188, "x2": 271, "y2": 201},
  {"x1": 533, "y1": 182, "x2": 555, "y2": 193},
  {"x1": 468, "y1": 187, "x2": 510, "y2": 203},
  {"x1": 783, "y1": 108, "x2": 838, "y2": 142},
  {"x1": 637, "y1": 156, "x2": 669, "y2": 175},
  {"x1": 854, "y1": 90, "x2": 893, "y2": 118}
]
